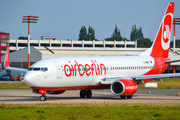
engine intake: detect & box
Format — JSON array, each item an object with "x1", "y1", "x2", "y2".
[{"x1": 110, "y1": 79, "x2": 137, "y2": 96}]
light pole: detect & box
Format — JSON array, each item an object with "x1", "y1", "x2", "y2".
[
  {"x1": 22, "y1": 15, "x2": 39, "y2": 69},
  {"x1": 172, "y1": 17, "x2": 180, "y2": 73},
  {"x1": 173, "y1": 17, "x2": 180, "y2": 53}
]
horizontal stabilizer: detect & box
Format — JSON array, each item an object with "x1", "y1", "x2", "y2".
[{"x1": 166, "y1": 59, "x2": 180, "y2": 63}]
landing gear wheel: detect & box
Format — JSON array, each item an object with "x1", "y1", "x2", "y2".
[
  {"x1": 80, "y1": 90, "x2": 86, "y2": 98},
  {"x1": 127, "y1": 95, "x2": 133, "y2": 99},
  {"x1": 120, "y1": 96, "x2": 126, "y2": 99},
  {"x1": 40, "y1": 94, "x2": 47, "y2": 101},
  {"x1": 86, "y1": 90, "x2": 92, "y2": 98}
]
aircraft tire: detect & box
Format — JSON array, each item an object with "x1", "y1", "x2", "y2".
[
  {"x1": 120, "y1": 96, "x2": 126, "y2": 99},
  {"x1": 80, "y1": 90, "x2": 86, "y2": 98},
  {"x1": 127, "y1": 95, "x2": 133, "y2": 99},
  {"x1": 86, "y1": 90, "x2": 92, "y2": 98},
  {"x1": 40, "y1": 94, "x2": 47, "y2": 101}
]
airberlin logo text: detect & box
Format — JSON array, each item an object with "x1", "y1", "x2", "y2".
[
  {"x1": 164, "y1": 25, "x2": 170, "y2": 41},
  {"x1": 161, "y1": 13, "x2": 173, "y2": 50},
  {"x1": 64, "y1": 60, "x2": 106, "y2": 77}
]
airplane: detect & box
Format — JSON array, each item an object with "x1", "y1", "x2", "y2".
[{"x1": 4, "y1": 2, "x2": 180, "y2": 101}]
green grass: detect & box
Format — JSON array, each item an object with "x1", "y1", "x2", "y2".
[
  {"x1": 0, "y1": 103, "x2": 180, "y2": 120},
  {"x1": 0, "y1": 82, "x2": 30, "y2": 89},
  {"x1": 138, "y1": 78, "x2": 180, "y2": 89},
  {"x1": 0, "y1": 78, "x2": 180, "y2": 89}
]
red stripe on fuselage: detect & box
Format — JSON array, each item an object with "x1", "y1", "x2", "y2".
[{"x1": 31, "y1": 84, "x2": 110, "y2": 91}]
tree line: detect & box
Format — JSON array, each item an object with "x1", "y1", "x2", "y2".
[{"x1": 78, "y1": 25, "x2": 152, "y2": 48}]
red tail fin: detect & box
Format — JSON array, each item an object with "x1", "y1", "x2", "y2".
[
  {"x1": 4, "y1": 48, "x2": 10, "y2": 68},
  {"x1": 150, "y1": 2, "x2": 174, "y2": 58}
]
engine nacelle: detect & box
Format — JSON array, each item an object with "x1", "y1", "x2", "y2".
[
  {"x1": 47, "y1": 90, "x2": 66, "y2": 94},
  {"x1": 110, "y1": 79, "x2": 137, "y2": 96}
]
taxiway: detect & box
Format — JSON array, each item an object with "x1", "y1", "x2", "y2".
[{"x1": 0, "y1": 89, "x2": 180, "y2": 104}]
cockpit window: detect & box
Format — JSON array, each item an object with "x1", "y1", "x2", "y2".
[
  {"x1": 41, "y1": 68, "x2": 48, "y2": 72},
  {"x1": 44, "y1": 68, "x2": 48, "y2": 71},
  {"x1": 33, "y1": 68, "x2": 40, "y2": 71},
  {"x1": 28, "y1": 67, "x2": 33, "y2": 71},
  {"x1": 28, "y1": 67, "x2": 48, "y2": 72}
]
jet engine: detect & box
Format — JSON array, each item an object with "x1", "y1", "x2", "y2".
[{"x1": 110, "y1": 79, "x2": 137, "y2": 96}]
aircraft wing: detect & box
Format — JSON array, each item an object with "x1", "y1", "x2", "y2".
[
  {"x1": 5, "y1": 67, "x2": 28, "y2": 73},
  {"x1": 100, "y1": 73, "x2": 180, "y2": 84},
  {"x1": 4, "y1": 48, "x2": 28, "y2": 73}
]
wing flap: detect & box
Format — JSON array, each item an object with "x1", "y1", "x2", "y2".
[{"x1": 132, "y1": 73, "x2": 180, "y2": 80}]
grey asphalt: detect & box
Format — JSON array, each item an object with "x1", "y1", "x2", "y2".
[{"x1": 0, "y1": 89, "x2": 180, "y2": 104}]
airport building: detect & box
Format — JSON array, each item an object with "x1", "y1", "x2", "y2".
[
  {"x1": 0, "y1": 32, "x2": 10, "y2": 63},
  {"x1": 1, "y1": 38, "x2": 180, "y2": 76},
  {"x1": 41, "y1": 36, "x2": 57, "y2": 41},
  {"x1": 9, "y1": 39, "x2": 137, "y2": 52}
]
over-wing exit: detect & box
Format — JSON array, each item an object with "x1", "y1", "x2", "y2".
[{"x1": 4, "y1": 2, "x2": 180, "y2": 101}]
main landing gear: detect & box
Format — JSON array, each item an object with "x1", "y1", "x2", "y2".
[
  {"x1": 120, "y1": 95, "x2": 133, "y2": 99},
  {"x1": 80, "y1": 89, "x2": 92, "y2": 98},
  {"x1": 40, "y1": 94, "x2": 47, "y2": 101}
]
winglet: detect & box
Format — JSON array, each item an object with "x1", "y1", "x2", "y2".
[{"x1": 4, "y1": 48, "x2": 10, "y2": 68}]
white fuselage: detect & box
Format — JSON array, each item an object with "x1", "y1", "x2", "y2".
[{"x1": 24, "y1": 56, "x2": 155, "y2": 89}]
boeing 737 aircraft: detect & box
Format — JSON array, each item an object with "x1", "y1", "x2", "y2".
[{"x1": 4, "y1": 2, "x2": 180, "y2": 101}]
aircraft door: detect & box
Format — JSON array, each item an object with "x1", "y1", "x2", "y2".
[{"x1": 53, "y1": 62, "x2": 63, "y2": 79}]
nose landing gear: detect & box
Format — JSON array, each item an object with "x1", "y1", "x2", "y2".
[{"x1": 40, "y1": 94, "x2": 47, "y2": 101}]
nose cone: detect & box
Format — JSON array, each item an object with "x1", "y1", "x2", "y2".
[{"x1": 24, "y1": 72, "x2": 36, "y2": 87}]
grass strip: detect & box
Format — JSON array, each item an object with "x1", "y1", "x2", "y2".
[
  {"x1": 138, "y1": 78, "x2": 180, "y2": 89},
  {"x1": 0, "y1": 103, "x2": 180, "y2": 120},
  {"x1": 0, "y1": 82, "x2": 30, "y2": 89}
]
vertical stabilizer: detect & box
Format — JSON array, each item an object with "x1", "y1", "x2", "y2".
[
  {"x1": 4, "y1": 48, "x2": 10, "y2": 68},
  {"x1": 140, "y1": 2, "x2": 174, "y2": 58}
]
